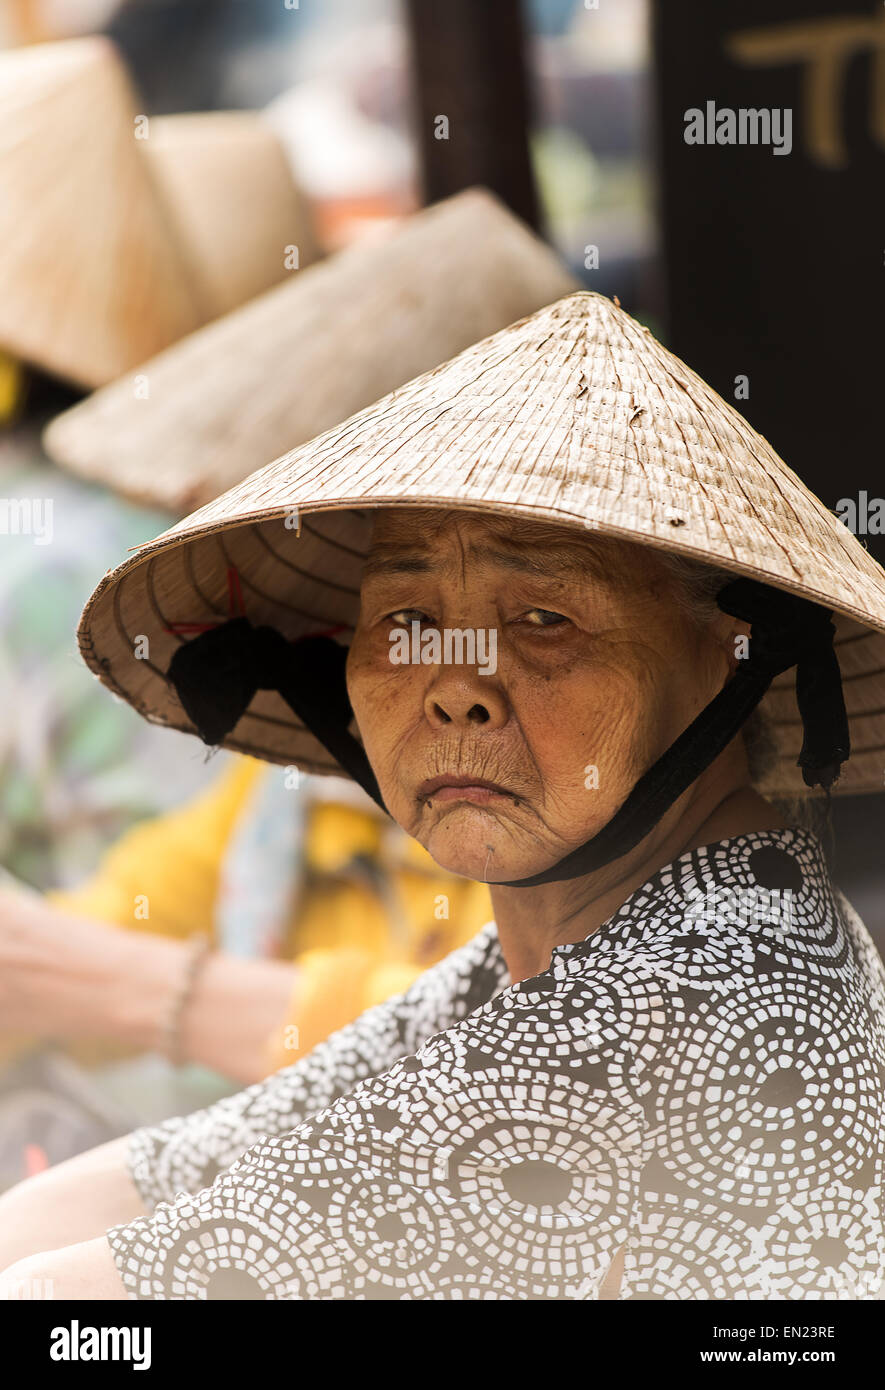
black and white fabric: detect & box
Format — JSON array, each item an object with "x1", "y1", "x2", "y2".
[{"x1": 106, "y1": 825, "x2": 885, "y2": 1300}]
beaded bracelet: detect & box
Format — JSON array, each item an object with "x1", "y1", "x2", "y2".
[{"x1": 160, "y1": 933, "x2": 214, "y2": 1067}]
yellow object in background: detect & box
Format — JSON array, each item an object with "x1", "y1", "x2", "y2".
[
  {"x1": 0, "y1": 351, "x2": 24, "y2": 422},
  {"x1": 304, "y1": 801, "x2": 383, "y2": 874}
]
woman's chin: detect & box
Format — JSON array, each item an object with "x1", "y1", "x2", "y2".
[{"x1": 419, "y1": 809, "x2": 550, "y2": 884}]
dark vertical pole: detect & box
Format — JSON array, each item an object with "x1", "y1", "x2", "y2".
[{"x1": 404, "y1": 0, "x2": 542, "y2": 232}]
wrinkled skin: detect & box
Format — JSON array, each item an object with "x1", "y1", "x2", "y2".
[{"x1": 348, "y1": 507, "x2": 781, "y2": 962}]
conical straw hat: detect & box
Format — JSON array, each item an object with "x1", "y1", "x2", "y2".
[
  {"x1": 0, "y1": 37, "x2": 203, "y2": 389},
  {"x1": 77, "y1": 291, "x2": 885, "y2": 798},
  {"x1": 44, "y1": 188, "x2": 580, "y2": 513},
  {"x1": 139, "y1": 111, "x2": 320, "y2": 321}
]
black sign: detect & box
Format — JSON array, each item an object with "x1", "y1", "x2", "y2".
[{"x1": 654, "y1": 0, "x2": 885, "y2": 566}]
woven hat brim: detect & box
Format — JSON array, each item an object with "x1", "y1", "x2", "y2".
[{"x1": 77, "y1": 291, "x2": 885, "y2": 797}]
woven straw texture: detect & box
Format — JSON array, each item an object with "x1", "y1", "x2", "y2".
[
  {"x1": 78, "y1": 291, "x2": 885, "y2": 797},
  {"x1": 141, "y1": 111, "x2": 320, "y2": 321},
  {"x1": 44, "y1": 188, "x2": 579, "y2": 513},
  {"x1": 0, "y1": 37, "x2": 203, "y2": 387}
]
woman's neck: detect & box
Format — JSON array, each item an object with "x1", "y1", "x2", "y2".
[{"x1": 488, "y1": 755, "x2": 786, "y2": 985}]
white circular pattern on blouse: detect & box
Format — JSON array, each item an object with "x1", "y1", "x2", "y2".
[{"x1": 107, "y1": 826, "x2": 885, "y2": 1300}]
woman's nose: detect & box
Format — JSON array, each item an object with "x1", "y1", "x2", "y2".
[{"x1": 423, "y1": 669, "x2": 509, "y2": 729}]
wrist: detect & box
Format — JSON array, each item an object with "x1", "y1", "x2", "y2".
[
  {"x1": 106, "y1": 933, "x2": 295, "y2": 1082},
  {"x1": 163, "y1": 934, "x2": 214, "y2": 1065},
  {"x1": 106, "y1": 933, "x2": 196, "y2": 1053}
]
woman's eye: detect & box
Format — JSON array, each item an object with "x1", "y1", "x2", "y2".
[
  {"x1": 520, "y1": 608, "x2": 569, "y2": 627},
  {"x1": 387, "y1": 609, "x2": 431, "y2": 626}
]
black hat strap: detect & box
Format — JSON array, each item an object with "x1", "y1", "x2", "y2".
[
  {"x1": 167, "y1": 618, "x2": 385, "y2": 809},
  {"x1": 165, "y1": 577, "x2": 849, "y2": 889}
]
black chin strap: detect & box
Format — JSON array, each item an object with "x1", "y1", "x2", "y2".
[{"x1": 165, "y1": 578, "x2": 850, "y2": 889}]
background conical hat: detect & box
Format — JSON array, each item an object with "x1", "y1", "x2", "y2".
[
  {"x1": 0, "y1": 37, "x2": 203, "y2": 388},
  {"x1": 44, "y1": 188, "x2": 580, "y2": 513},
  {"x1": 139, "y1": 111, "x2": 321, "y2": 321},
  {"x1": 77, "y1": 291, "x2": 885, "y2": 798}
]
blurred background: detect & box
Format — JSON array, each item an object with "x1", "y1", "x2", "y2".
[
  {"x1": 1, "y1": 0, "x2": 655, "y2": 289},
  {"x1": 0, "y1": 0, "x2": 882, "y2": 1183}
]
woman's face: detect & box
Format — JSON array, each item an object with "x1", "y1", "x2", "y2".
[{"x1": 347, "y1": 508, "x2": 737, "y2": 882}]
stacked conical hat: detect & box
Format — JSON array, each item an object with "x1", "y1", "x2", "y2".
[
  {"x1": 77, "y1": 291, "x2": 885, "y2": 797},
  {"x1": 139, "y1": 111, "x2": 320, "y2": 321},
  {"x1": 0, "y1": 37, "x2": 203, "y2": 388},
  {"x1": 44, "y1": 188, "x2": 580, "y2": 512}
]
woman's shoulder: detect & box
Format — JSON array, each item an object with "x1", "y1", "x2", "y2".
[
  {"x1": 571, "y1": 824, "x2": 845, "y2": 953},
  {"x1": 545, "y1": 823, "x2": 884, "y2": 1028}
]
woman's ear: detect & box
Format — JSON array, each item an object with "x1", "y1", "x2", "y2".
[
  {"x1": 722, "y1": 616, "x2": 752, "y2": 675},
  {"x1": 704, "y1": 609, "x2": 751, "y2": 677}
]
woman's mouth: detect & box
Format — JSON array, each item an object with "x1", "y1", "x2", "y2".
[{"x1": 417, "y1": 774, "x2": 517, "y2": 805}]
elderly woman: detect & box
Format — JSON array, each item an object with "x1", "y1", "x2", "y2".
[{"x1": 2, "y1": 292, "x2": 885, "y2": 1300}]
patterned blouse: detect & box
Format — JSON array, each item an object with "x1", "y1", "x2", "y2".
[{"x1": 106, "y1": 825, "x2": 885, "y2": 1300}]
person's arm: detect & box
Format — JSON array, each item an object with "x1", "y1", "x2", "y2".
[
  {"x1": 0, "y1": 1136, "x2": 141, "y2": 1272},
  {"x1": 0, "y1": 887, "x2": 296, "y2": 1083},
  {"x1": 0, "y1": 922, "x2": 504, "y2": 1274},
  {"x1": 7, "y1": 939, "x2": 653, "y2": 1300}
]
